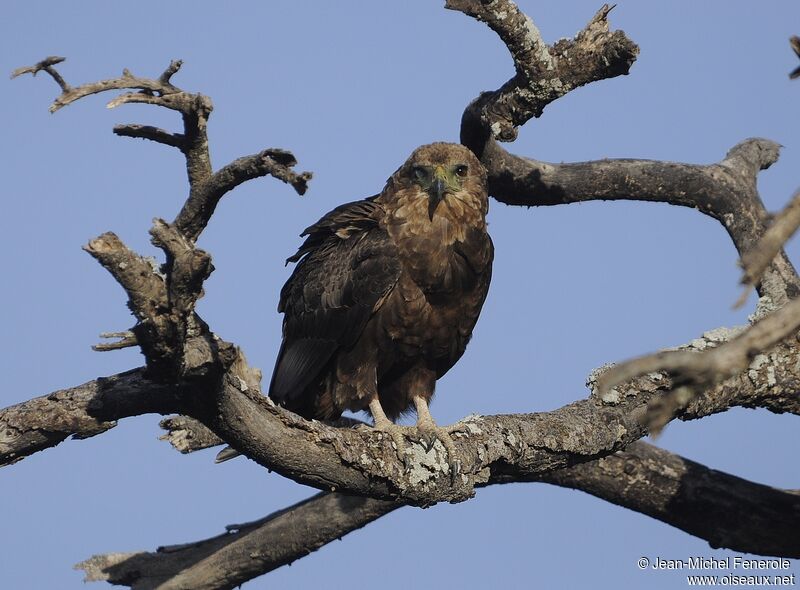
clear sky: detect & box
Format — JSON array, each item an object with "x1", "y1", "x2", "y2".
[{"x1": 2, "y1": 1, "x2": 798, "y2": 588}]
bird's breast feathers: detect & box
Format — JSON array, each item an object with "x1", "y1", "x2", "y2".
[{"x1": 385, "y1": 186, "x2": 486, "y2": 245}]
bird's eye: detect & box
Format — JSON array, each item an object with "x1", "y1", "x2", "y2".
[
  {"x1": 454, "y1": 164, "x2": 468, "y2": 177},
  {"x1": 412, "y1": 166, "x2": 428, "y2": 181}
]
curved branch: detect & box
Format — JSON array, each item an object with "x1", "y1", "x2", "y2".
[
  {"x1": 452, "y1": 2, "x2": 797, "y2": 305},
  {"x1": 476, "y1": 138, "x2": 799, "y2": 304},
  {"x1": 448, "y1": 2, "x2": 639, "y2": 143},
  {"x1": 174, "y1": 148, "x2": 312, "y2": 241}
]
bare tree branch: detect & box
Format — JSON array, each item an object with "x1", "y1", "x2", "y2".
[
  {"x1": 158, "y1": 416, "x2": 222, "y2": 454},
  {"x1": 472, "y1": 138, "x2": 798, "y2": 303},
  {"x1": 447, "y1": 2, "x2": 638, "y2": 143},
  {"x1": 538, "y1": 442, "x2": 800, "y2": 559},
  {"x1": 11, "y1": 57, "x2": 311, "y2": 244},
  {"x1": 738, "y1": 189, "x2": 800, "y2": 303},
  {"x1": 451, "y1": 1, "x2": 796, "y2": 305},
  {"x1": 93, "y1": 331, "x2": 139, "y2": 352},
  {"x1": 0, "y1": 369, "x2": 179, "y2": 467},
  {"x1": 74, "y1": 441, "x2": 800, "y2": 590},
  {"x1": 10, "y1": 55, "x2": 69, "y2": 91},
  {"x1": 113, "y1": 124, "x2": 186, "y2": 149},
  {"x1": 3, "y1": 316, "x2": 798, "y2": 503},
  {"x1": 594, "y1": 295, "x2": 800, "y2": 432},
  {"x1": 173, "y1": 148, "x2": 312, "y2": 241},
  {"x1": 77, "y1": 492, "x2": 399, "y2": 590}
]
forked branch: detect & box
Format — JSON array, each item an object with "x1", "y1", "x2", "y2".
[{"x1": 12, "y1": 57, "x2": 311, "y2": 242}]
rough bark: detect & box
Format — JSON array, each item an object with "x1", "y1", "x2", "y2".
[
  {"x1": 74, "y1": 441, "x2": 800, "y2": 589},
  {"x1": 4, "y1": 320, "x2": 799, "y2": 503}
]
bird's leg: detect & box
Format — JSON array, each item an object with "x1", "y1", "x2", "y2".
[
  {"x1": 368, "y1": 396, "x2": 410, "y2": 467},
  {"x1": 413, "y1": 395, "x2": 461, "y2": 483}
]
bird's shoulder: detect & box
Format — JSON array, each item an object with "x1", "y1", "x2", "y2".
[
  {"x1": 284, "y1": 196, "x2": 385, "y2": 264},
  {"x1": 279, "y1": 196, "x2": 400, "y2": 315}
]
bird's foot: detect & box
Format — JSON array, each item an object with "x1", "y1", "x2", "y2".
[
  {"x1": 371, "y1": 418, "x2": 414, "y2": 471},
  {"x1": 416, "y1": 419, "x2": 461, "y2": 485}
]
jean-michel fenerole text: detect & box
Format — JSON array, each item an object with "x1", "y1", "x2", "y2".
[{"x1": 651, "y1": 557, "x2": 793, "y2": 571}]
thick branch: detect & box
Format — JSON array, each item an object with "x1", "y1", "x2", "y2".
[
  {"x1": 476, "y1": 138, "x2": 799, "y2": 304},
  {"x1": 4, "y1": 317, "x2": 798, "y2": 504},
  {"x1": 76, "y1": 441, "x2": 800, "y2": 590},
  {"x1": 451, "y1": 3, "x2": 796, "y2": 304},
  {"x1": 77, "y1": 492, "x2": 399, "y2": 590},
  {"x1": 0, "y1": 369, "x2": 179, "y2": 467},
  {"x1": 539, "y1": 442, "x2": 800, "y2": 558}
]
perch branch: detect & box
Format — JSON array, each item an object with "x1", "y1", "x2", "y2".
[
  {"x1": 3, "y1": 317, "x2": 798, "y2": 505},
  {"x1": 75, "y1": 441, "x2": 800, "y2": 589},
  {"x1": 10, "y1": 3, "x2": 800, "y2": 584},
  {"x1": 0, "y1": 369, "x2": 180, "y2": 467}
]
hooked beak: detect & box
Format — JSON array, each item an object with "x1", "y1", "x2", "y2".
[{"x1": 427, "y1": 167, "x2": 447, "y2": 221}]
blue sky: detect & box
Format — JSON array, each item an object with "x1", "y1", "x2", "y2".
[{"x1": 1, "y1": 1, "x2": 798, "y2": 588}]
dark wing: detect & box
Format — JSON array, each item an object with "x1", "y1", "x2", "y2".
[{"x1": 269, "y1": 197, "x2": 401, "y2": 406}]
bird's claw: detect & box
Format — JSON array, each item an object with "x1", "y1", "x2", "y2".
[
  {"x1": 370, "y1": 420, "x2": 462, "y2": 483},
  {"x1": 371, "y1": 421, "x2": 413, "y2": 472},
  {"x1": 417, "y1": 423, "x2": 461, "y2": 485}
]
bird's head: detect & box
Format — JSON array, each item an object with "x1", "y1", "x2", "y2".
[{"x1": 391, "y1": 143, "x2": 487, "y2": 221}]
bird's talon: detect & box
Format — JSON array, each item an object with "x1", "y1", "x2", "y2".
[
  {"x1": 419, "y1": 432, "x2": 437, "y2": 452},
  {"x1": 450, "y1": 459, "x2": 462, "y2": 485}
]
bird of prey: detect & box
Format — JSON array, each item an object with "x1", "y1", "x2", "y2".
[{"x1": 269, "y1": 142, "x2": 493, "y2": 470}]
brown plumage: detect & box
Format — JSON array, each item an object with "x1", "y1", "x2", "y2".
[{"x1": 269, "y1": 143, "x2": 493, "y2": 464}]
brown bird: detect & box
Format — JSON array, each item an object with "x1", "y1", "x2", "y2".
[{"x1": 269, "y1": 143, "x2": 493, "y2": 471}]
